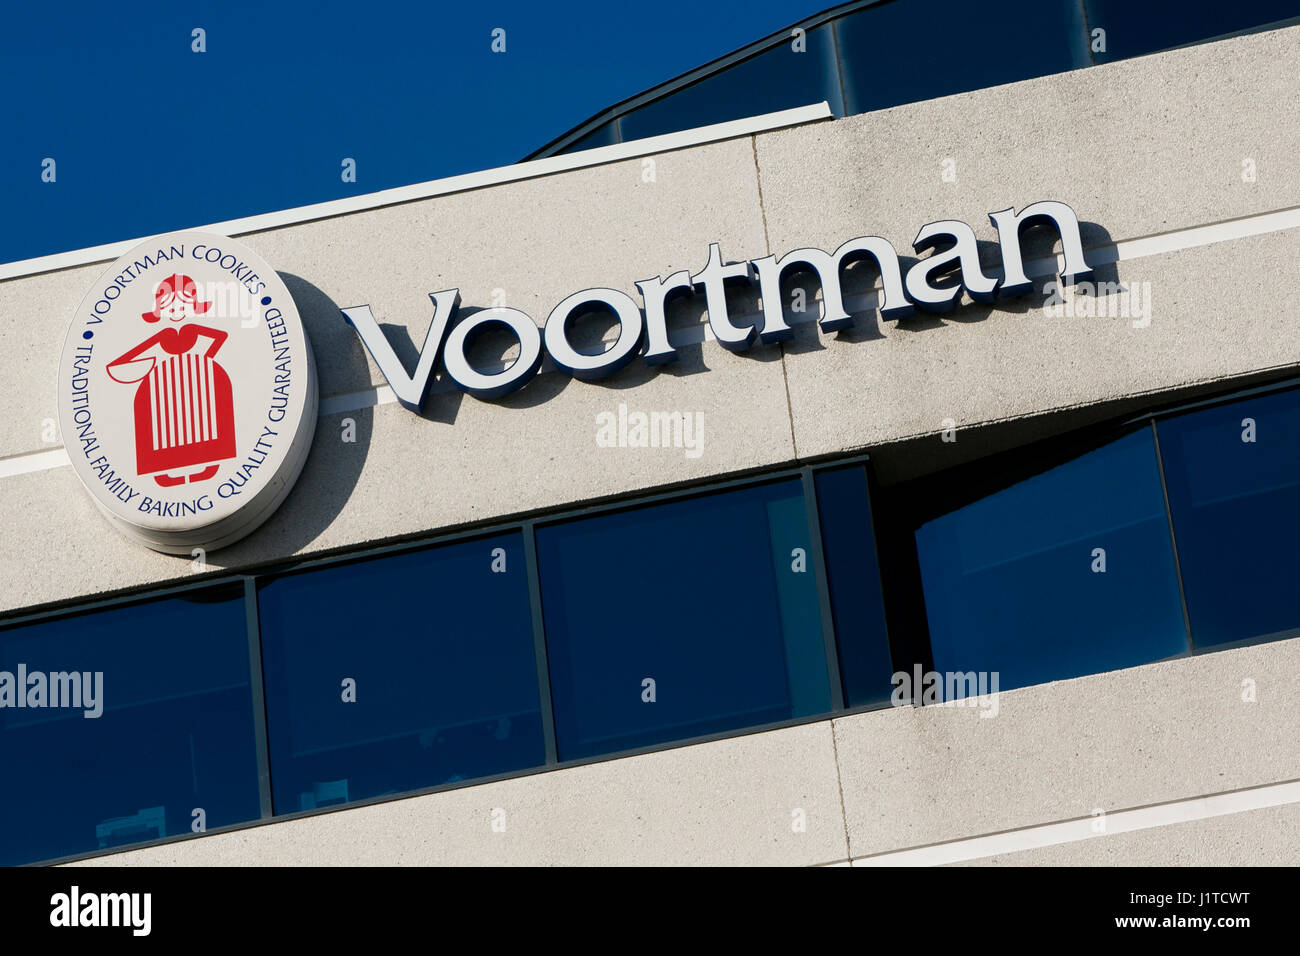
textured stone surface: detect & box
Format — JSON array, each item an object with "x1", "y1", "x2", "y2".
[
  {"x1": 833, "y1": 637, "x2": 1300, "y2": 859},
  {"x1": 777, "y1": 229, "x2": 1300, "y2": 460},
  {"x1": 73, "y1": 722, "x2": 846, "y2": 867},
  {"x1": 0, "y1": 137, "x2": 767, "y2": 461},
  {"x1": 755, "y1": 24, "x2": 1300, "y2": 258},
  {"x1": 948, "y1": 801, "x2": 1300, "y2": 866}
]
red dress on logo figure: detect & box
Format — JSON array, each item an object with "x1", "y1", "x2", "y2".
[{"x1": 106, "y1": 274, "x2": 236, "y2": 487}]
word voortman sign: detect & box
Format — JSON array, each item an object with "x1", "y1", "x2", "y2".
[
  {"x1": 58, "y1": 201, "x2": 1087, "y2": 554},
  {"x1": 56, "y1": 233, "x2": 318, "y2": 553},
  {"x1": 346, "y1": 200, "x2": 1093, "y2": 410}
]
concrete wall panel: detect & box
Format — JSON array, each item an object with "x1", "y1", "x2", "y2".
[
  {"x1": 74, "y1": 721, "x2": 846, "y2": 867},
  {"x1": 833, "y1": 637, "x2": 1300, "y2": 859},
  {"x1": 948, "y1": 801, "x2": 1300, "y2": 867},
  {"x1": 753, "y1": 25, "x2": 1300, "y2": 262},
  {"x1": 777, "y1": 229, "x2": 1300, "y2": 460}
]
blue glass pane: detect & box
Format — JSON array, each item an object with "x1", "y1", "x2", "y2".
[
  {"x1": 258, "y1": 533, "x2": 544, "y2": 813},
  {"x1": 814, "y1": 465, "x2": 893, "y2": 707},
  {"x1": 537, "y1": 479, "x2": 832, "y2": 761},
  {"x1": 0, "y1": 585, "x2": 259, "y2": 865},
  {"x1": 618, "y1": 25, "x2": 843, "y2": 142},
  {"x1": 837, "y1": 0, "x2": 1090, "y2": 116},
  {"x1": 1086, "y1": 0, "x2": 1300, "y2": 63},
  {"x1": 916, "y1": 429, "x2": 1187, "y2": 696},
  {"x1": 1157, "y1": 388, "x2": 1300, "y2": 648}
]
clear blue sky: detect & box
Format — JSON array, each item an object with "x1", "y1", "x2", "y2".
[{"x1": 0, "y1": 0, "x2": 825, "y2": 265}]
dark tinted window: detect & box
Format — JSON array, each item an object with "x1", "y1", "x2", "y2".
[
  {"x1": 618, "y1": 25, "x2": 843, "y2": 142},
  {"x1": 531, "y1": 1, "x2": 1300, "y2": 159},
  {"x1": 537, "y1": 479, "x2": 832, "y2": 760},
  {"x1": 1086, "y1": 0, "x2": 1300, "y2": 62},
  {"x1": 1157, "y1": 388, "x2": 1300, "y2": 648},
  {"x1": 258, "y1": 533, "x2": 545, "y2": 812},
  {"x1": 0, "y1": 585, "x2": 260, "y2": 865},
  {"x1": 915, "y1": 428, "x2": 1188, "y2": 695},
  {"x1": 837, "y1": 0, "x2": 1090, "y2": 116},
  {"x1": 814, "y1": 464, "x2": 894, "y2": 706}
]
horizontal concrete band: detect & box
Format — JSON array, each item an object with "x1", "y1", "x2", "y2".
[
  {"x1": 5, "y1": 221, "x2": 1296, "y2": 614},
  {"x1": 5, "y1": 202, "x2": 1297, "y2": 479},
  {"x1": 946, "y1": 800, "x2": 1300, "y2": 866},
  {"x1": 852, "y1": 778, "x2": 1300, "y2": 866},
  {"x1": 68, "y1": 635, "x2": 1300, "y2": 866},
  {"x1": 833, "y1": 635, "x2": 1300, "y2": 861},
  {"x1": 74, "y1": 778, "x2": 1300, "y2": 868}
]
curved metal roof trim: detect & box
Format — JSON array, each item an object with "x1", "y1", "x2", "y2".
[{"x1": 521, "y1": 0, "x2": 883, "y2": 160}]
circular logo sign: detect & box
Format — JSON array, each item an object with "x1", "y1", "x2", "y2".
[{"x1": 57, "y1": 232, "x2": 318, "y2": 554}]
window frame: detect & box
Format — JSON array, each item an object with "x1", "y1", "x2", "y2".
[
  {"x1": 5, "y1": 457, "x2": 886, "y2": 865},
  {"x1": 0, "y1": 579, "x2": 265, "y2": 865}
]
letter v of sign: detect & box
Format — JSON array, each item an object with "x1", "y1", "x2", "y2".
[{"x1": 341, "y1": 290, "x2": 462, "y2": 412}]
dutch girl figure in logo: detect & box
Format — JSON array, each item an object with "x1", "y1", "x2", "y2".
[
  {"x1": 56, "y1": 232, "x2": 318, "y2": 554},
  {"x1": 106, "y1": 273, "x2": 237, "y2": 487}
]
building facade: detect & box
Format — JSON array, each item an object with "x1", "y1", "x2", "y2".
[{"x1": 2, "y1": 10, "x2": 1299, "y2": 866}]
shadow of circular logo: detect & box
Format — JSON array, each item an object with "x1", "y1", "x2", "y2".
[{"x1": 56, "y1": 232, "x2": 318, "y2": 554}]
